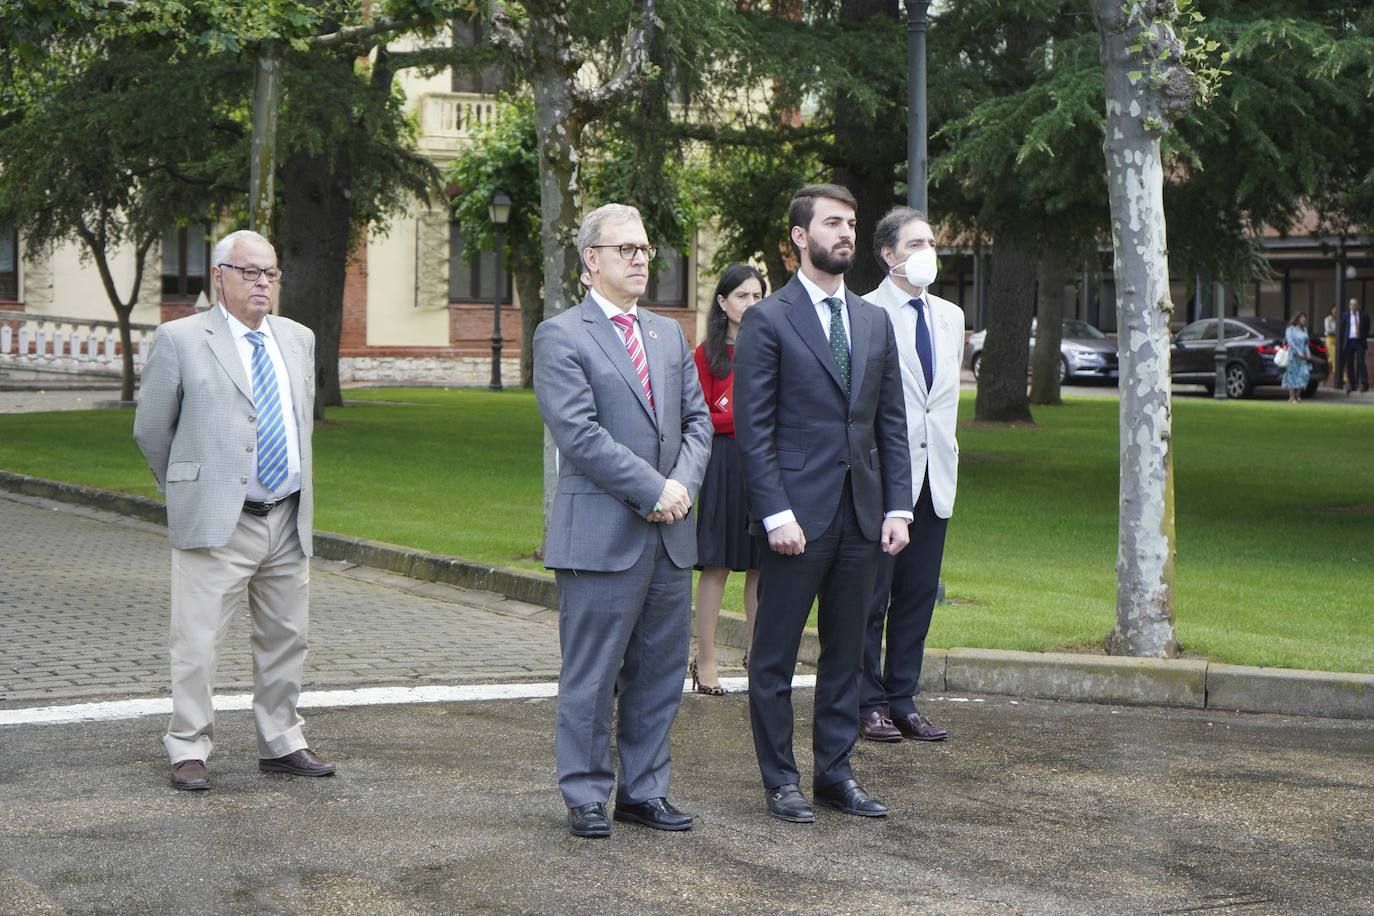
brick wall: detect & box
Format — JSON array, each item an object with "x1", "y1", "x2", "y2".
[{"x1": 341, "y1": 236, "x2": 368, "y2": 349}]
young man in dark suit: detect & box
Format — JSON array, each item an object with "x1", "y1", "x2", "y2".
[{"x1": 734, "y1": 184, "x2": 912, "y2": 823}]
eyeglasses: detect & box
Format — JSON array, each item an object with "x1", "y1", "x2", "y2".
[
  {"x1": 590, "y1": 244, "x2": 657, "y2": 262},
  {"x1": 218, "y1": 263, "x2": 284, "y2": 283}
]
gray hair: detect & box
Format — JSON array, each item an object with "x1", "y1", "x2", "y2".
[
  {"x1": 210, "y1": 229, "x2": 273, "y2": 303},
  {"x1": 576, "y1": 204, "x2": 642, "y2": 269},
  {"x1": 872, "y1": 206, "x2": 930, "y2": 269}
]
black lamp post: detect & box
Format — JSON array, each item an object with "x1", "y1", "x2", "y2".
[
  {"x1": 488, "y1": 189, "x2": 512, "y2": 391},
  {"x1": 906, "y1": 0, "x2": 931, "y2": 212}
]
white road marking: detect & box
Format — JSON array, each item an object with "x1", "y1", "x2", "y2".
[{"x1": 0, "y1": 675, "x2": 815, "y2": 728}]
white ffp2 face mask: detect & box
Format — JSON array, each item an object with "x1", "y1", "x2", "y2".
[{"x1": 894, "y1": 247, "x2": 938, "y2": 288}]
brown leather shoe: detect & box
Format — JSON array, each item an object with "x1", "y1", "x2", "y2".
[
  {"x1": 259, "y1": 748, "x2": 336, "y2": 777},
  {"x1": 171, "y1": 759, "x2": 209, "y2": 791},
  {"x1": 860, "y1": 710, "x2": 902, "y2": 742},
  {"x1": 894, "y1": 711, "x2": 948, "y2": 741}
]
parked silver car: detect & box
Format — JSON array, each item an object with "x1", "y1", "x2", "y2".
[{"x1": 963, "y1": 319, "x2": 1118, "y2": 383}]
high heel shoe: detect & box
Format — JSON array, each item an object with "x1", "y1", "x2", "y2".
[{"x1": 689, "y1": 658, "x2": 725, "y2": 696}]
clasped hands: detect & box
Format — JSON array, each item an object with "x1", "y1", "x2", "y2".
[
  {"x1": 766, "y1": 517, "x2": 909, "y2": 556},
  {"x1": 647, "y1": 478, "x2": 691, "y2": 524}
]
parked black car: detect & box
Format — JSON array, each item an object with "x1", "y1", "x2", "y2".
[{"x1": 1171, "y1": 317, "x2": 1329, "y2": 398}]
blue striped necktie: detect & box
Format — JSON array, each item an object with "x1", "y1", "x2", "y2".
[{"x1": 244, "y1": 331, "x2": 289, "y2": 492}]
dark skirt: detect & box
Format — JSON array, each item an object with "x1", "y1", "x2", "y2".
[{"x1": 695, "y1": 434, "x2": 760, "y2": 572}]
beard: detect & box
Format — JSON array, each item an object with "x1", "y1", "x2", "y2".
[{"x1": 808, "y1": 235, "x2": 854, "y2": 275}]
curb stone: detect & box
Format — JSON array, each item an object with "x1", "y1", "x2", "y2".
[{"x1": 2, "y1": 469, "x2": 1370, "y2": 721}]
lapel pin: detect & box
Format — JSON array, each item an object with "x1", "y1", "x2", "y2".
[{"x1": 648, "y1": 330, "x2": 659, "y2": 339}]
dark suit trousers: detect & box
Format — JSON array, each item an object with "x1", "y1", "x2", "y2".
[
  {"x1": 1342, "y1": 339, "x2": 1368, "y2": 389},
  {"x1": 861, "y1": 473, "x2": 949, "y2": 719},
  {"x1": 748, "y1": 484, "x2": 879, "y2": 790},
  {"x1": 554, "y1": 534, "x2": 691, "y2": 808}
]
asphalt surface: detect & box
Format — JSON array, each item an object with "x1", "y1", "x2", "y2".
[{"x1": 2, "y1": 692, "x2": 1372, "y2": 915}]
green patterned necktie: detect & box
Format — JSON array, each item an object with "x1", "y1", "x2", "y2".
[{"x1": 825, "y1": 296, "x2": 851, "y2": 396}]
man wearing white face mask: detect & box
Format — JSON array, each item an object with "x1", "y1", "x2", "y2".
[{"x1": 858, "y1": 207, "x2": 964, "y2": 744}]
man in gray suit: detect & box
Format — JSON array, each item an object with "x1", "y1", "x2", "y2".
[
  {"x1": 533, "y1": 203, "x2": 712, "y2": 838},
  {"x1": 134, "y1": 229, "x2": 334, "y2": 791}
]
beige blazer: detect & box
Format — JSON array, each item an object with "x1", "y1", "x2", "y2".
[
  {"x1": 863, "y1": 277, "x2": 963, "y2": 519},
  {"x1": 134, "y1": 307, "x2": 316, "y2": 554}
]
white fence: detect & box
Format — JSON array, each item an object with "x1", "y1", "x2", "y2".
[{"x1": 0, "y1": 310, "x2": 157, "y2": 378}]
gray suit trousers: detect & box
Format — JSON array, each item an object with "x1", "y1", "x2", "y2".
[{"x1": 554, "y1": 533, "x2": 691, "y2": 808}]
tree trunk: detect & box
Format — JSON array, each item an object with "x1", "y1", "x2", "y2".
[
  {"x1": 515, "y1": 257, "x2": 542, "y2": 388},
  {"x1": 833, "y1": 0, "x2": 900, "y2": 297},
  {"x1": 973, "y1": 238, "x2": 1036, "y2": 422},
  {"x1": 1092, "y1": 0, "x2": 1192, "y2": 658},
  {"x1": 80, "y1": 223, "x2": 144, "y2": 404},
  {"x1": 277, "y1": 142, "x2": 352, "y2": 417},
  {"x1": 528, "y1": 16, "x2": 586, "y2": 553},
  {"x1": 1030, "y1": 250, "x2": 1068, "y2": 405}
]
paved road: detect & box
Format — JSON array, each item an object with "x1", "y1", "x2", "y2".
[
  {"x1": 1, "y1": 692, "x2": 1371, "y2": 914},
  {"x1": 0, "y1": 490, "x2": 569, "y2": 705}
]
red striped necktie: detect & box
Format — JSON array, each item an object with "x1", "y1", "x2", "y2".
[{"x1": 610, "y1": 312, "x2": 654, "y2": 409}]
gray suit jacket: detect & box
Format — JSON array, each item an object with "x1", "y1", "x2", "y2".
[
  {"x1": 133, "y1": 307, "x2": 316, "y2": 554},
  {"x1": 534, "y1": 296, "x2": 713, "y2": 572}
]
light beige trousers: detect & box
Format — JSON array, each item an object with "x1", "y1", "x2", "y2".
[{"x1": 164, "y1": 501, "x2": 310, "y2": 763}]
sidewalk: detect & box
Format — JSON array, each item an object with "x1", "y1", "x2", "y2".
[{"x1": 0, "y1": 491, "x2": 568, "y2": 705}]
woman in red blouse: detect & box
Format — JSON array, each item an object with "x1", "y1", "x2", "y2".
[{"x1": 691, "y1": 265, "x2": 767, "y2": 694}]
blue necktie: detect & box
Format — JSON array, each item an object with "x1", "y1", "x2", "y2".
[
  {"x1": 244, "y1": 331, "x2": 289, "y2": 492},
  {"x1": 911, "y1": 298, "x2": 934, "y2": 389}
]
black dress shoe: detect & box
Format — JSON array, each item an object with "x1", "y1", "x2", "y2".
[
  {"x1": 568, "y1": 802, "x2": 611, "y2": 838},
  {"x1": 258, "y1": 748, "x2": 336, "y2": 776},
  {"x1": 860, "y1": 709, "x2": 902, "y2": 742},
  {"x1": 894, "y1": 711, "x2": 948, "y2": 741},
  {"x1": 814, "y1": 778, "x2": 888, "y2": 817},
  {"x1": 614, "y1": 797, "x2": 694, "y2": 831},
  {"x1": 765, "y1": 784, "x2": 815, "y2": 823}
]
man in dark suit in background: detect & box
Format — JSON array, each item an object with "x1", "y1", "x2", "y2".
[
  {"x1": 1341, "y1": 297, "x2": 1370, "y2": 393},
  {"x1": 734, "y1": 184, "x2": 912, "y2": 824}
]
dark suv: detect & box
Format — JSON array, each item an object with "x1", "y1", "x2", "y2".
[{"x1": 1171, "y1": 317, "x2": 1329, "y2": 398}]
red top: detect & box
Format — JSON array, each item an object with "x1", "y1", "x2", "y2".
[{"x1": 694, "y1": 342, "x2": 736, "y2": 437}]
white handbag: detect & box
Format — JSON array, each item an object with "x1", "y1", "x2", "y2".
[{"x1": 1274, "y1": 345, "x2": 1291, "y2": 369}]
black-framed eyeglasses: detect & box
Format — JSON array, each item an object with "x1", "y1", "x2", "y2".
[
  {"x1": 218, "y1": 263, "x2": 284, "y2": 283},
  {"x1": 590, "y1": 244, "x2": 657, "y2": 262}
]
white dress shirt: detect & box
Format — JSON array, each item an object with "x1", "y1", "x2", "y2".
[
  {"x1": 590, "y1": 289, "x2": 640, "y2": 325},
  {"x1": 220, "y1": 306, "x2": 302, "y2": 500},
  {"x1": 796, "y1": 270, "x2": 851, "y2": 347},
  {"x1": 1350, "y1": 311, "x2": 1362, "y2": 340},
  {"x1": 883, "y1": 285, "x2": 934, "y2": 384},
  {"x1": 762, "y1": 273, "x2": 912, "y2": 533}
]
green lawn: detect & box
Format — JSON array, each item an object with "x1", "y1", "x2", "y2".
[{"x1": 2, "y1": 387, "x2": 1370, "y2": 674}]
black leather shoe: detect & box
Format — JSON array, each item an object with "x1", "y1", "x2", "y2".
[
  {"x1": 894, "y1": 711, "x2": 949, "y2": 741},
  {"x1": 614, "y1": 797, "x2": 694, "y2": 831},
  {"x1": 568, "y1": 802, "x2": 611, "y2": 838},
  {"x1": 765, "y1": 784, "x2": 815, "y2": 823},
  {"x1": 860, "y1": 709, "x2": 903, "y2": 742},
  {"x1": 814, "y1": 778, "x2": 888, "y2": 817},
  {"x1": 258, "y1": 748, "x2": 336, "y2": 776}
]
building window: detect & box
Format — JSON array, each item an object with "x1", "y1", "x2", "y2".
[
  {"x1": 643, "y1": 245, "x2": 688, "y2": 308},
  {"x1": 449, "y1": 225, "x2": 511, "y2": 303},
  {"x1": 162, "y1": 225, "x2": 210, "y2": 298},
  {"x1": 450, "y1": 21, "x2": 508, "y2": 94},
  {"x1": 0, "y1": 224, "x2": 17, "y2": 300}
]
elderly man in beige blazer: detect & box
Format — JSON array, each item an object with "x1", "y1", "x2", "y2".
[{"x1": 134, "y1": 229, "x2": 334, "y2": 790}]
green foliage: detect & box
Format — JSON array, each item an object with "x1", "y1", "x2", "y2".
[{"x1": 445, "y1": 96, "x2": 542, "y2": 270}]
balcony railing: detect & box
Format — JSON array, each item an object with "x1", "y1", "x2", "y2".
[
  {"x1": 0, "y1": 310, "x2": 157, "y2": 377},
  {"x1": 418, "y1": 93, "x2": 503, "y2": 150}
]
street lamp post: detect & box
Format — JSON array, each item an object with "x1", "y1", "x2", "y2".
[
  {"x1": 906, "y1": 0, "x2": 931, "y2": 212},
  {"x1": 488, "y1": 190, "x2": 512, "y2": 392}
]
